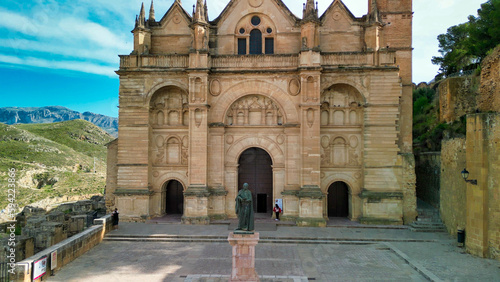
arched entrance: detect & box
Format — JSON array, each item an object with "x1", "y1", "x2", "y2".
[
  {"x1": 238, "y1": 148, "x2": 273, "y2": 213},
  {"x1": 328, "y1": 182, "x2": 349, "y2": 217},
  {"x1": 165, "y1": 180, "x2": 184, "y2": 214}
]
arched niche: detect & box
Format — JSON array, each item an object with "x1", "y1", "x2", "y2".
[
  {"x1": 225, "y1": 95, "x2": 284, "y2": 126},
  {"x1": 320, "y1": 84, "x2": 365, "y2": 126},
  {"x1": 150, "y1": 86, "x2": 189, "y2": 127}
]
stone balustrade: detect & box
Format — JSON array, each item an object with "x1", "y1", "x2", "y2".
[
  {"x1": 211, "y1": 54, "x2": 299, "y2": 70},
  {"x1": 119, "y1": 54, "x2": 189, "y2": 69},
  {"x1": 321, "y1": 51, "x2": 396, "y2": 67},
  {"x1": 119, "y1": 51, "x2": 396, "y2": 71}
]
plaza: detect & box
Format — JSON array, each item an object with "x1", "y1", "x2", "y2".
[{"x1": 46, "y1": 219, "x2": 500, "y2": 282}]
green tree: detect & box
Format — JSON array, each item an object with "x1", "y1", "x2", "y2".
[
  {"x1": 467, "y1": 0, "x2": 500, "y2": 60},
  {"x1": 431, "y1": 23, "x2": 472, "y2": 77},
  {"x1": 432, "y1": 0, "x2": 500, "y2": 79}
]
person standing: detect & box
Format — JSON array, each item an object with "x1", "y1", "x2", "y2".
[
  {"x1": 112, "y1": 208, "x2": 119, "y2": 230},
  {"x1": 273, "y1": 204, "x2": 282, "y2": 221}
]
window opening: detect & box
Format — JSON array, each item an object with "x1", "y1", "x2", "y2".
[
  {"x1": 238, "y1": 38, "x2": 247, "y2": 55},
  {"x1": 251, "y1": 16, "x2": 261, "y2": 26},
  {"x1": 249, "y1": 29, "x2": 262, "y2": 54},
  {"x1": 265, "y1": 38, "x2": 274, "y2": 54}
]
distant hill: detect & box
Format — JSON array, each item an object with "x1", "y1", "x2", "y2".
[
  {"x1": 0, "y1": 106, "x2": 118, "y2": 137},
  {"x1": 0, "y1": 119, "x2": 114, "y2": 212}
]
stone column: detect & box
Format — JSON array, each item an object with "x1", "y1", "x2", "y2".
[{"x1": 228, "y1": 232, "x2": 260, "y2": 282}]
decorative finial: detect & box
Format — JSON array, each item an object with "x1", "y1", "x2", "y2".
[{"x1": 149, "y1": 0, "x2": 156, "y2": 22}]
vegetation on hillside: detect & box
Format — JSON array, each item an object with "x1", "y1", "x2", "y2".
[
  {"x1": 0, "y1": 120, "x2": 114, "y2": 212},
  {"x1": 413, "y1": 88, "x2": 467, "y2": 153},
  {"x1": 432, "y1": 0, "x2": 500, "y2": 79}
]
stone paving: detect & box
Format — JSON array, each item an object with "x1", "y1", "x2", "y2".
[{"x1": 46, "y1": 221, "x2": 500, "y2": 282}]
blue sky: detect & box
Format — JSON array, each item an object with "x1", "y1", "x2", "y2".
[{"x1": 0, "y1": 0, "x2": 485, "y2": 118}]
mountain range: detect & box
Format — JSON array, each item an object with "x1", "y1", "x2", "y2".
[{"x1": 0, "y1": 106, "x2": 118, "y2": 137}]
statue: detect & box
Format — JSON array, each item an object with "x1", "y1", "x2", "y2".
[{"x1": 235, "y1": 183, "x2": 255, "y2": 232}]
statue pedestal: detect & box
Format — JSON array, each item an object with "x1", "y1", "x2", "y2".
[{"x1": 227, "y1": 232, "x2": 260, "y2": 282}]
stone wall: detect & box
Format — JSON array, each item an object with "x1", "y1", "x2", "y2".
[
  {"x1": 13, "y1": 214, "x2": 113, "y2": 282},
  {"x1": 440, "y1": 138, "x2": 466, "y2": 235},
  {"x1": 438, "y1": 76, "x2": 478, "y2": 123},
  {"x1": 401, "y1": 153, "x2": 418, "y2": 224},
  {"x1": 477, "y1": 45, "x2": 500, "y2": 112},
  {"x1": 415, "y1": 152, "x2": 441, "y2": 208},
  {"x1": 465, "y1": 114, "x2": 500, "y2": 260}
]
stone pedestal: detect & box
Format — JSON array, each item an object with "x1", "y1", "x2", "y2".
[{"x1": 227, "y1": 232, "x2": 260, "y2": 282}]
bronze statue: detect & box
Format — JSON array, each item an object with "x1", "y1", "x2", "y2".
[{"x1": 235, "y1": 183, "x2": 255, "y2": 232}]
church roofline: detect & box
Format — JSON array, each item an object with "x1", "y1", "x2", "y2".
[
  {"x1": 157, "y1": 0, "x2": 193, "y2": 25},
  {"x1": 211, "y1": 0, "x2": 300, "y2": 25},
  {"x1": 319, "y1": 0, "x2": 360, "y2": 22}
]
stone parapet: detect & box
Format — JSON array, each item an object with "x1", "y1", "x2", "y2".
[{"x1": 13, "y1": 214, "x2": 113, "y2": 282}]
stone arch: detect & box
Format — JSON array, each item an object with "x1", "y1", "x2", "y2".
[
  {"x1": 321, "y1": 80, "x2": 368, "y2": 104},
  {"x1": 155, "y1": 172, "x2": 188, "y2": 193},
  {"x1": 144, "y1": 81, "x2": 189, "y2": 106},
  {"x1": 321, "y1": 173, "x2": 362, "y2": 220},
  {"x1": 225, "y1": 136, "x2": 285, "y2": 166},
  {"x1": 322, "y1": 173, "x2": 356, "y2": 195},
  {"x1": 211, "y1": 80, "x2": 298, "y2": 123}
]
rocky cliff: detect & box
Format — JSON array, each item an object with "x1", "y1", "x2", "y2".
[{"x1": 0, "y1": 106, "x2": 118, "y2": 137}]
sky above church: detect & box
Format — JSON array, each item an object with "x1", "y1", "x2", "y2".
[{"x1": 0, "y1": 0, "x2": 485, "y2": 117}]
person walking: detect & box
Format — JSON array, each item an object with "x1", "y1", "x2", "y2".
[{"x1": 273, "y1": 204, "x2": 282, "y2": 221}]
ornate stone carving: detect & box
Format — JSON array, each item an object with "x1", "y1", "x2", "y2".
[
  {"x1": 150, "y1": 87, "x2": 189, "y2": 127},
  {"x1": 320, "y1": 84, "x2": 363, "y2": 126},
  {"x1": 226, "y1": 95, "x2": 284, "y2": 126},
  {"x1": 226, "y1": 135, "x2": 234, "y2": 144},
  {"x1": 209, "y1": 79, "x2": 221, "y2": 96},
  {"x1": 173, "y1": 13, "x2": 181, "y2": 24},
  {"x1": 153, "y1": 135, "x2": 188, "y2": 166},
  {"x1": 307, "y1": 108, "x2": 315, "y2": 128},
  {"x1": 288, "y1": 78, "x2": 301, "y2": 96},
  {"x1": 277, "y1": 134, "x2": 285, "y2": 145},
  {"x1": 320, "y1": 134, "x2": 361, "y2": 168},
  {"x1": 195, "y1": 108, "x2": 203, "y2": 127},
  {"x1": 249, "y1": 0, "x2": 263, "y2": 8}
]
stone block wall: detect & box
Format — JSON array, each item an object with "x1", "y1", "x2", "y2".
[
  {"x1": 415, "y1": 152, "x2": 441, "y2": 208},
  {"x1": 440, "y1": 138, "x2": 466, "y2": 235},
  {"x1": 478, "y1": 45, "x2": 500, "y2": 112},
  {"x1": 13, "y1": 214, "x2": 112, "y2": 282},
  {"x1": 465, "y1": 114, "x2": 500, "y2": 259},
  {"x1": 438, "y1": 76, "x2": 478, "y2": 123}
]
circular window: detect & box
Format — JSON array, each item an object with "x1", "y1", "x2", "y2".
[
  {"x1": 239, "y1": 28, "x2": 245, "y2": 34},
  {"x1": 251, "y1": 16, "x2": 261, "y2": 26},
  {"x1": 267, "y1": 27, "x2": 272, "y2": 34}
]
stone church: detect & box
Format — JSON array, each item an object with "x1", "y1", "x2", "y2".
[{"x1": 106, "y1": 0, "x2": 417, "y2": 226}]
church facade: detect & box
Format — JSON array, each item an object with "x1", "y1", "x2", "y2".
[{"x1": 106, "y1": 0, "x2": 417, "y2": 226}]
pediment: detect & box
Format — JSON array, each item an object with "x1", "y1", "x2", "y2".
[
  {"x1": 155, "y1": 1, "x2": 192, "y2": 35},
  {"x1": 321, "y1": 0, "x2": 361, "y2": 30},
  {"x1": 212, "y1": 0, "x2": 299, "y2": 33}
]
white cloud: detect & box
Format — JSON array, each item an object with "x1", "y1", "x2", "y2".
[{"x1": 0, "y1": 54, "x2": 116, "y2": 77}]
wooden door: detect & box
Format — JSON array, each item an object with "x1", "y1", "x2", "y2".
[
  {"x1": 165, "y1": 180, "x2": 184, "y2": 214},
  {"x1": 328, "y1": 182, "x2": 349, "y2": 217},
  {"x1": 238, "y1": 148, "x2": 273, "y2": 213}
]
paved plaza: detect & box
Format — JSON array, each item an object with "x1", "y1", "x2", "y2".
[{"x1": 46, "y1": 220, "x2": 500, "y2": 282}]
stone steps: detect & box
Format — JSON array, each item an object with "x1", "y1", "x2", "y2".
[
  {"x1": 410, "y1": 205, "x2": 447, "y2": 232},
  {"x1": 104, "y1": 234, "x2": 436, "y2": 244}
]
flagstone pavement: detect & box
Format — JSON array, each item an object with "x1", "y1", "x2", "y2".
[{"x1": 45, "y1": 219, "x2": 500, "y2": 282}]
